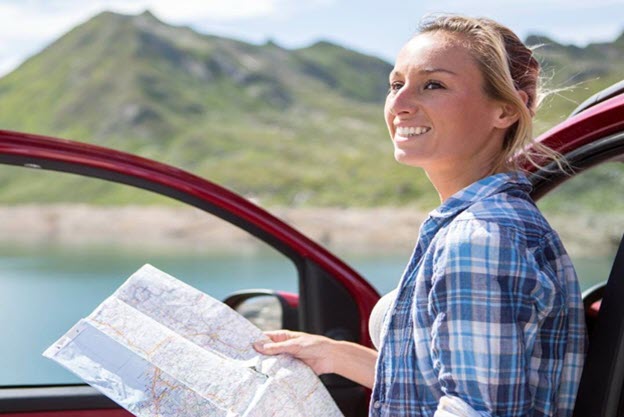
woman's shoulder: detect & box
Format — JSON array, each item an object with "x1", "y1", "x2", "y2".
[
  {"x1": 449, "y1": 191, "x2": 558, "y2": 249},
  {"x1": 434, "y1": 199, "x2": 570, "y2": 284}
]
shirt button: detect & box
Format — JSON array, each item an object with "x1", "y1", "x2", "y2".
[{"x1": 373, "y1": 401, "x2": 382, "y2": 409}]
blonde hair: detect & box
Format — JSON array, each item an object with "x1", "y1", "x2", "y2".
[{"x1": 417, "y1": 14, "x2": 564, "y2": 173}]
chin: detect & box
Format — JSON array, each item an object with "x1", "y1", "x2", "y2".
[{"x1": 393, "y1": 150, "x2": 424, "y2": 168}]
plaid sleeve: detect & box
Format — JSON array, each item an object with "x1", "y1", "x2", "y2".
[{"x1": 428, "y1": 219, "x2": 566, "y2": 417}]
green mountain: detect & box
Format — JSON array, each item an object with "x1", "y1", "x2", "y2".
[
  {"x1": 527, "y1": 33, "x2": 624, "y2": 133},
  {"x1": 0, "y1": 11, "x2": 392, "y2": 142},
  {"x1": 0, "y1": 10, "x2": 622, "y2": 209}
]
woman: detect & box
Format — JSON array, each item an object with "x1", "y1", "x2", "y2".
[{"x1": 255, "y1": 15, "x2": 586, "y2": 417}]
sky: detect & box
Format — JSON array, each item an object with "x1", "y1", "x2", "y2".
[{"x1": 0, "y1": 0, "x2": 623, "y2": 76}]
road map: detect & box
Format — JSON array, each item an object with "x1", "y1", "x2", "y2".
[{"x1": 43, "y1": 264, "x2": 344, "y2": 417}]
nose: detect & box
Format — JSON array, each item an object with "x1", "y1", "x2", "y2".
[{"x1": 386, "y1": 86, "x2": 417, "y2": 116}]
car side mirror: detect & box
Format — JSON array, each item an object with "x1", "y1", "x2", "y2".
[{"x1": 223, "y1": 290, "x2": 299, "y2": 331}]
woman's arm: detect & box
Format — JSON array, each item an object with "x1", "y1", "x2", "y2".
[
  {"x1": 254, "y1": 330, "x2": 378, "y2": 388},
  {"x1": 427, "y1": 220, "x2": 570, "y2": 416}
]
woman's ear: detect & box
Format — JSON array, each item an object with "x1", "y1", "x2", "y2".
[
  {"x1": 493, "y1": 102, "x2": 521, "y2": 129},
  {"x1": 494, "y1": 91, "x2": 528, "y2": 129},
  {"x1": 518, "y1": 90, "x2": 529, "y2": 106}
]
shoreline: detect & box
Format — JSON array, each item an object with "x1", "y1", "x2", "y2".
[{"x1": 0, "y1": 204, "x2": 620, "y2": 258}]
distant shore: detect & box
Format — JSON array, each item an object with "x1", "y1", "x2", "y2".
[{"x1": 0, "y1": 204, "x2": 620, "y2": 258}]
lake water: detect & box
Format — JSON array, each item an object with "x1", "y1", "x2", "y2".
[{"x1": 0, "y1": 243, "x2": 613, "y2": 386}]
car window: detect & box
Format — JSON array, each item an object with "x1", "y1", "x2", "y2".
[
  {"x1": 537, "y1": 161, "x2": 624, "y2": 291},
  {"x1": 0, "y1": 165, "x2": 298, "y2": 386}
]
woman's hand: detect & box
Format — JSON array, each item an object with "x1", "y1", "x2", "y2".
[
  {"x1": 253, "y1": 330, "x2": 378, "y2": 388},
  {"x1": 253, "y1": 330, "x2": 336, "y2": 375}
]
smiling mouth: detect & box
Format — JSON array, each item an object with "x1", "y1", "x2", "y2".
[{"x1": 395, "y1": 126, "x2": 431, "y2": 137}]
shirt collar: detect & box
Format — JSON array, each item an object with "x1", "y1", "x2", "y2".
[{"x1": 429, "y1": 171, "x2": 532, "y2": 218}]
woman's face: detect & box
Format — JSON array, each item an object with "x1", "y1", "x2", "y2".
[{"x1": 384, "y1": 31, "x2": 510, "y2": 175}]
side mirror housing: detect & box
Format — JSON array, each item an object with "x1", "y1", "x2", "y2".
[{"x1": 223, "y1": 290, "x2": 299, "y2": 331}]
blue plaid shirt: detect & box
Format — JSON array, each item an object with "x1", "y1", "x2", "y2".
[{"x1": 371, "y1": 172, "x2": 586, "y2": 417}]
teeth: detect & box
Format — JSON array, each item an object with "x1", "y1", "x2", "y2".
[{"x1": 396, "y1": 126, "x2": 431, "y2": 137}]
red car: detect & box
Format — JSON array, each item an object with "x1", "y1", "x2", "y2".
[{"x1": 1, "y1": 81, "x2": 623, "y2": 417}]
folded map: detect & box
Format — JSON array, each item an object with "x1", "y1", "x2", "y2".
[{"x1": 43, "y1": 264, "x2": 344, "y2": 417}]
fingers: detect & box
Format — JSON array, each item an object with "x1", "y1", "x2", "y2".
[
  {"x1": 253, "y1": 330, "x2": 304, "y2": 356},
  {"x1": 254, "y1": 339, "x2": 295, "y2": 355},
  {"x1": 262, "y1": 330, "x2": 298, "y2": 343},
  {"x1": 251, "y1": 332, "x2": 336, "y2": 375}
]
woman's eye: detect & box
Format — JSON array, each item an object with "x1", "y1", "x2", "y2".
[
  {"x1": 388, "y1": 81, "x2": 404, "y2": 93},
  {"x1": 424, "y1": 81, "x2": 443, "y2": 90}
]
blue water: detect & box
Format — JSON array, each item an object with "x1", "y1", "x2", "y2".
[{"x1": 0, "y1": 243, "x2": 613, "y2": 386}]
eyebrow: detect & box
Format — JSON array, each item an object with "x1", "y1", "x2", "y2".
[
  {"x1": 420, "y1": 67, "x2": 457, "y2": 75},
  {"x1": 389, "y1": 67, "x2": 458, "y2": 79}
]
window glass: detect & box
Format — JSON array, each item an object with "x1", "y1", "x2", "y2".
[
  {"x1": 0, "y1": 165, "x2": 297, "y2": 386},
  {"x1": 537, "y1": 161, "x2": 624, "y2": 292}
]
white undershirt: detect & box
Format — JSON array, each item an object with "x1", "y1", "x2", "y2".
[{"x1": 368, "y1": 288, "x2": 398, "y2": 350}]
